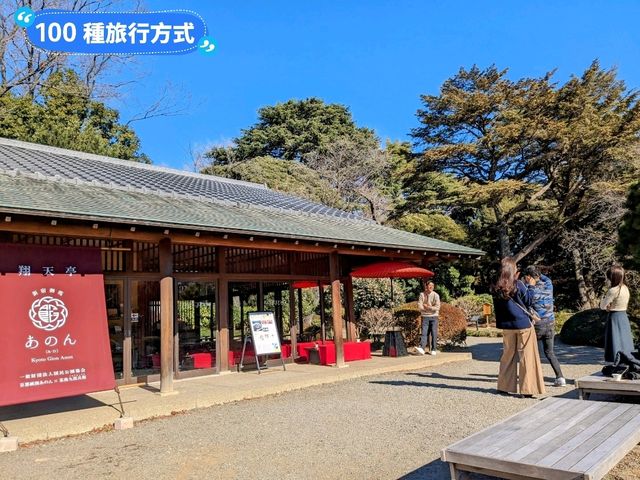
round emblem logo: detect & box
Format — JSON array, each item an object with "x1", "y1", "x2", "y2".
[{"x1": 29, "y1": 296, "x2": 69, "y2": 331}]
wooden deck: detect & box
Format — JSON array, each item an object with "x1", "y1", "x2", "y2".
[
  {"x1": 576, "y1": 372, "x2": 640, "y2": 400},
  {"x1": 441, "y1": 397, "x2": 640, "y2": 480}
]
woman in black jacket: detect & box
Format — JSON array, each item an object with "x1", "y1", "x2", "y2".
[{"x1": 491, "y1": 257, "x2": 546, "y2": 397}]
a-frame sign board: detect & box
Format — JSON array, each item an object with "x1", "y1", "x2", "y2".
[{"x1": 239, "y1": 311, "x2": 286, "y2": 374}]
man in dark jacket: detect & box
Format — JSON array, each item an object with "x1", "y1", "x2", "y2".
[{"x1": 523, "y1": 265, "x2": 566, "y2": 386}]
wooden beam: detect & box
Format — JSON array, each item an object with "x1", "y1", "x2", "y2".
[
  {"x1": 0, "y1": 217, "x2": 435, "y2": 260},
  {"x1": 159, "y1": 238, "x2": 174, "y2": 394},
  {"x1": 216, "y1": 247, "x2": 230, "y2": 372},
  {"x1": 329, "y1": 252, "x2": 345, "y2": 367},
  {"x1": 219, "y1": 273, "x2": 330, "y2": 282}
]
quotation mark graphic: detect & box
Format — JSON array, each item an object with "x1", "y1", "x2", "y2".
[
  {"x1": 14, "y1": 6, "x2": 35, "y2": 27},
  {"x1": 198, "y1": 36, "x2": 216, "y2": 55}
]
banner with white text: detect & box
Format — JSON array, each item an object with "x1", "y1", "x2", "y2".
[{"x1": 0, "y1": 246, "x2": 114, "y2": 407}]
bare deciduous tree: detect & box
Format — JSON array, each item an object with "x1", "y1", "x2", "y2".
[
  {"x1": 358, "y1": 308, "x2": 395, "y2": 338},
  {"x1": 305, "y1": 137, "x2": 393, "y2": 223},
  {"x1": 560, "y1": 181, "x2": 635, "y2": 309},
  {"x1": 0, "y1": 0, "x2": 188, "y2": 125}
]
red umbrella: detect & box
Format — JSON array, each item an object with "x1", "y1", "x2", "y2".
[
  {"x1": 350, "y1": 261, "x2": 434, "y2": 306},
  {"x1": 350, "y1": 261, "x2": 434, "y2": 279}
]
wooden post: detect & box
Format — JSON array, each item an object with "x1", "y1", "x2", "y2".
[
  {"x1": 329, "y1": 252, "x2": 345, "y2": 367},
  {"x1": 159, "y1": 238, "x2": 174, "y2": 394},
  {"x1": 257, "y1": 282, "x2": 264, "y2": 311},
  {"x1": 240, "y1": 296, "x2": 245, "y2": 342},
  {"x1": 275, "y1": 288, "x2": 283, "y2": 336},
  {"x1": 344, "y1": 276, "x2": 357, "y2": 341},
  {"x1": 216, "y1": 247, "x2": 230, "y2": 372},
  {"x1": 319, "y1": 284, "x2": 326, "y2": 342},
  {"x1": 297, "y1": 287, "x2": 304, "y2": 336},
  {"x1": 289, "y1": 284, "x2": 297, "y2": 359}
]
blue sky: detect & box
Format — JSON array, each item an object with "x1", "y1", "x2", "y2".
[{"x1": 112, "y1": 0, "x2": 640, "y2": 169}]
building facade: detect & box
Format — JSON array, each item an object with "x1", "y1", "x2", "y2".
[{"x1": 0, "y1": 138, "x2": 483, "y2": 392}]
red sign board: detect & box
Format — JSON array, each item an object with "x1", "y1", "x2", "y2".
[{"x1": 0, "y1": 271, "x2": 115, "y2": 407}]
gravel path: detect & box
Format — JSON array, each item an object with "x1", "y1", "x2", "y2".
[{"x1": 1, "y1": 338, "x2": 637, "y2": 480}]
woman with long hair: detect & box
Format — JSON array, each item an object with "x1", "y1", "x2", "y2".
[
  {"x1": 491, "y1": 257, "x2": 545, "y2": 396},
  {"x1": 601, "y1": 265, "x2": 635, "y2": 362}
]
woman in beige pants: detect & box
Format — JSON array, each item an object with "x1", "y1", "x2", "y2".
[{"x1": 491, "y1": 257, "x2": 546, "y2": 397}]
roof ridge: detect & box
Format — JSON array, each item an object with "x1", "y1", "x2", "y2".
[{"x1": 0, "y1": 136, "x2": 268, "y2": 190}]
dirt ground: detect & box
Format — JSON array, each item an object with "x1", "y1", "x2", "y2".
[{"x1": 607, "y1": 445, "x2": 640, "y2": 480}]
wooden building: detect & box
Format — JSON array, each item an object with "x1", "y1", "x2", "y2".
[{"x1": 0, "y1": 138, "x2": 483, "y2": 390}]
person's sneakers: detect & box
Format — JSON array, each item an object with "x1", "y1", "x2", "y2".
[
  {"x1": 415, "y1": 346, "x2": 426, "y2": 355},
  {"x1": 554, "y1": 377, "x2": 567, "y2": 387},
  {"x1": 430, "y1": 350, "x2": 437, "y2": 356}
]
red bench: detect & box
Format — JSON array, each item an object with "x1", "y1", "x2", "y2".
[
  {"x1": 294, "y1": 340, "x2": 339, "y2": 362},
  {"x1": 317, "y1": 341, "x2": 371, "y2": 365},
  {"x1": 181, "y1": 351, "x2": 235, "y2": 369}
]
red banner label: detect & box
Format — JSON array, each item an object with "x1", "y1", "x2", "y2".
[{"x1": 0, "y1": 273, "x2": 115, "y2": 406}]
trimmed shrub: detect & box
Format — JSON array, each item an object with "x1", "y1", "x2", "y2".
[
  {"x1": 452, "y1": 294, "x2": 494, "y2": 322},
  {"x1": 559, "y1": 309, "x2": 640, "y2": 347},
  {"x1": 394, "y1": 302, "x2": 421, "y2": 346},
  {"x1": 554, "y1": 311, "x2": 574, "y2": 335},
  {"x1": 466, "y1": 327, "x2": 503, "y2": 338},
  {"x1": 394, "y1": 301, "x2": 467, "y2": 347}
]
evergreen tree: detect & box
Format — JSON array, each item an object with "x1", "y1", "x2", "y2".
[
  {"x1": 206, "y1": 97, "x2": 377, "y2": 164},
  {"x1": 0, "y1": 69, "x2": 148, "y2": 162}
]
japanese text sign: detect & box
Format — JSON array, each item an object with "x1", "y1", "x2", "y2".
[
  {"x1": 248, "y1": 311, "x2": 282, "y2": 356},
  {"x1": 0, "y1": 247, "x2": 114, "y2": 407}
]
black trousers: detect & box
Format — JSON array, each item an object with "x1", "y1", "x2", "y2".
[{"x1": 535, "y1": 322, "x2": 564, "y2": 378}]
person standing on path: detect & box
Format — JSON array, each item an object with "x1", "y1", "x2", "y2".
[
  {"x1": 522, "y1": 265, "x2": 566, "y2": 387},
  {"x1": 491, "y1": 257, "x2": 546, "y2": 397},
  {"x1": 417, "y1": 280, "x2": 440, "y2": 355},
  {"x1": 600, "y1": 265, "x2": 635, "y2": 363}
]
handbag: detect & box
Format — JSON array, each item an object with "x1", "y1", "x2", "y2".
[{"x1": 512, "y1": 296, "x2": 542, "y2": 325}]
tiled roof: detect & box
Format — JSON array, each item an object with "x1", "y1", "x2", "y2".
[
  {"x1": 0, "y1": 137, "x2": 358, "y2": 219},
  {"x1": 0, "y1": 138, "x2": 484, "y2": 255}
]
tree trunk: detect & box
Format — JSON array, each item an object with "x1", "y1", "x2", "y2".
[
  {"x1": 494, "y1": 208, "x2": 512, "y2": 258},
  {"x1": 583, "y1": 269, "x2": 599, "y2": 309},
  {"x1": 572, "y1": 248, "x2": 597, "y2": 310}
]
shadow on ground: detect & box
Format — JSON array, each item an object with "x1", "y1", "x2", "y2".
[
  {"x1": 369, "y1": 378, "x2": 498, "y2": 395},
  {"x1": 554, "y1": 340, "x2": 604, "y2": 365},
  {"x1": 0, "y1": 394, "x2": 130, "y2": 420},
  {"x1": 399, "y1": 458, "x2": 497, "y2": 479},
  {"x1": 461, "y1": 337, "x2": 604, "y2": 366}
]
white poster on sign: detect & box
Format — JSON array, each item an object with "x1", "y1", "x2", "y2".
[{"x1": 247, "y1": 311, "x2": 282, "y2": 356}]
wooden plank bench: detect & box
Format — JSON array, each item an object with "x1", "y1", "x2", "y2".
[
  {"x1": 576, "y1": 372, "x2": 640, "y2": 400},
  {"x1": 441, "y1": 397, "x2": 640, "y2": 480}
]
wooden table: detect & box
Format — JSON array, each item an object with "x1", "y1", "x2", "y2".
[
  {"x1": 441, "y1": 397, "x2": 640, "y2": 480},
  {"x1": 576, "y1": 372, "x2": 640, "y2": 400}
]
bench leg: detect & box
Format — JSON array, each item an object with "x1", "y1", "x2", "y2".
[
  {"x1": 449, "y1": 463, "x2": 471, "y2": 479},
  {"x1": 578, "y1": 389, "x2": 591, "y2": 400}
]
